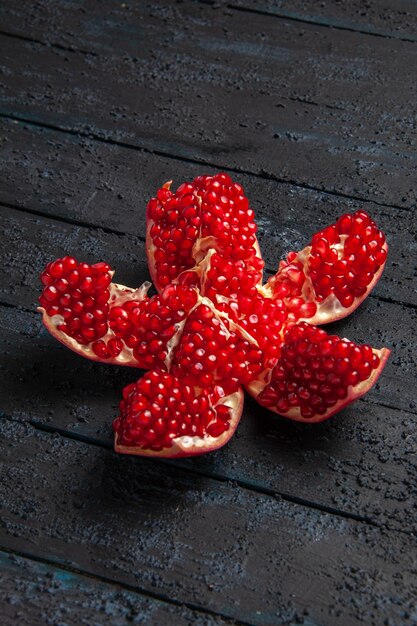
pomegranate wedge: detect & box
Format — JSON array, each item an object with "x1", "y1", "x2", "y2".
[
  {"x1": 39, "y1": 257, "x2": 200, "y2": 369},
  {"x1": 262, "y1": 210, "x2": 388, "y2": 325},
  {"x1": 38, "y1": 174, "x2": 390, "y2": 457},
  {"x1": 146, "y1": 172, "x2": 264, "y2": 293},
  {"x1": 114, "y1": 371, "x2": 243, "y2": 457},
  {"x1": 247, "y1": 322, "x2": 390, "y2": 423}
]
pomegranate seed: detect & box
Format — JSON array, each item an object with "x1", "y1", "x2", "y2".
[{"x1": 259, "y1": 322, "x2": 384, "y2": 420}]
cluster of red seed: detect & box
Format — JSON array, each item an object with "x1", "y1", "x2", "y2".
[
  {"x1": 147, "y1": 173, "x2": 262, "y2": 289},
  {"x1": 236, "y1": 293, "x2": 286, "y2": 368},
  {"x1": 40, "y1": 259, "x2": 202, "y2": 365},
  {"x1": 39, "y1": 257, "x2": 112, "y2": 345},
  {"x1": 113, "y1": 370, "x2": 232, "y2": 450},
  {"x1": 201, "y1": 253, "x2": 264, "y2": 306},
  {"x1": 309, "y1": 211, "x2": 387, "y2": 307},
  {"x1": 94, "y1": 284, "x2": 199, "y2": 365},
  {"x1": 259, "y1": 322, "x2": 380, "y2": 419},
  {"x1": 171, "y1": 304, "x2": 264, "y2": 390},
  {"x1": 266, "y1": 210, "x2": 387, "y2": 317},
  {"x1": 193, "y1": 174, "x2": 259, "y2": 260},
  {"x1": 265, "y1": 255, "x2": 318, "y2": 321}
]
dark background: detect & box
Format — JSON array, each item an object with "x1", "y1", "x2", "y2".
[{"x1": 0, "y1": 1, "x2": 416, "y2": 624}]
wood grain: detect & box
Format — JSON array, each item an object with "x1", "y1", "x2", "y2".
[
  {"x1": 0, "y1": 550, "x2": 233, "y2": 626},
  {"x1": 231, "y1": 0, "x2": 417, "y2": 40},
  {"x1": 1, "y1": 418, "x2": 416, "y2": 626},
  {"x1": 0, "y1": 1, "x2": 416, "y2": 207}
]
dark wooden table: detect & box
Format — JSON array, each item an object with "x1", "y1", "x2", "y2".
[{"x1": 1, "y1": 2, "x2": 416, "y2": 624}]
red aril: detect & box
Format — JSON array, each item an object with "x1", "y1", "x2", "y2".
[
  {"x1": 146, "y1": 172, "x2": 264, "y2": 293},
  {"x1": 261, "y1": 210, "x2": 388, "y2": 325},
  {"x1": 114, "y1": 370, "x2": 243, "y2": 457},
  {"x1": 246, "y1": 321, "x2": 390, "y2": 423}
]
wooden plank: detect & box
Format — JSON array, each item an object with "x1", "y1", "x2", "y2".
[
  {"x1": 1, "y1": 418, "x2": 416, "y2": 626},
  {"x1": 231, "y1": 0, "x2": 417, "y2": 41},
  {"x1": 1, "y1": 119, "x2": 416, "y2": 308},
  {"x1": 0, "y1": 2, "x2": 416, "y2": 208},
  {"x1": 1, "y1": 295, "x2": 416, "y2": 534},
  {"x1": 2, "y1": 0, "x2": 416, "y2": 48},
  {"x1": 0, "y1": 550, "x2": 233, "y2": 626}
]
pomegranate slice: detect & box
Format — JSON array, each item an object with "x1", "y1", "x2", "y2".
[
  {"x1": 38, "y1": 257, "x2": 199, "y2": 368},
  {"x1": 247, "y1": 322, "x2": 390, "y2": 423},
  {"x1": 113, "y1": 370, "x2": 243, "y2": 457},
  {"x1": 262, "y1": 210, "x2": 388, "y2": 324},
  {"x1": 146, "y1": 172, "x2": 264, "y2": 293},
  {"x1": 38, "y1": 175, "x2": 391, "y2": 457}
]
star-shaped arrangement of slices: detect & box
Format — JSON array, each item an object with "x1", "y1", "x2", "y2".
[{"x1": 38, "y1": 173, "x2": 390, "y2": 458}]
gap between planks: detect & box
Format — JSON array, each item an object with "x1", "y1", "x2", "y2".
[
  {"x1": 225, "y1": 2, "x2": 417, "y2": 44},
  {"x1": 2, "y1": 0, "x2": 417, "y2": 51},
  {"x1": 2, "y1": 412, "x2": 412, "y2": 536},
  {"x1": 0, "y1": 108, "x2": 413, "y2": 215},
  {"x1": 0, "y1": 545, "x2": 254, "y2": 626},
  {"x1": 0, "y1": 29, "x2": 97, "y2": 56}
]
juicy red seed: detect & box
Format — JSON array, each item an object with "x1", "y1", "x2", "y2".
[
  {"x1": 113, "y1": 371, "x2": 234, "y2": 450},
  {"x1": 79, "y1": 276, "x2": 93, "y2": 292},
  {"x1": 49, "y1": 261, "x2": 65, "y2": 278},
  {"x1": 259, "y1": 322, "x2": 381, "y2": 418},
  {"x1": 40, "y1": 257, "x2": 113, "y2": 343},
  {"x1": 92, "y1": 262, "x2": 111, "y2": 272},
  {"x1": 108, "y1": 338, "x2": 123, "y2": 357},
  {"x1": 92, "y1": 340, "x2": 111, "y2": 359},
  {"x1": 55, "y1": 278, "x2": 69, "y2": 293},
  {"x1": 336, "y1": 214, "x2": 353, "y2": 234},
  {"x1": 63, "y1": 256, "x2": 77, "y2": 271},
  {"x1": 82, "y1": 327, "x2": 97, "y2": 341},
  {"x1": 43, "y1": 286, "x2": 59, "y2": 301},
  {"x1": 46, "y1": 306, "x2": 60, "y2": 316},
  {"x1": 147, "y1": 173, "x2": 262, "y2": 289},
  {"x1": 67, "y1": 270, "x2": 80, "y2": 286},
  {"x1": 206, "y1": 420, "x2": 229, "y2": 437}
]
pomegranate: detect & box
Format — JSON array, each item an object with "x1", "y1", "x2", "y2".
[
  {"x1": 38, "y1": 173, "x2": 390, "y2": 457},
  {"x1": 113, "y1": 371, "x2": 243, "y2": 458}
]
